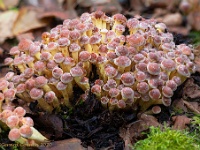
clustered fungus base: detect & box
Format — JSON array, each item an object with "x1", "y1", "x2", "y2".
[{"x1": 0, "y1": 11, "x2": 196, "y2": 145}]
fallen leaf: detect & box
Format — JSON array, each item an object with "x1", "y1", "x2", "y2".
[
  {"x1": 0, "y1": 67, "x2": 10, "y2": 78},
  {"x1": 0, "y1": 10, "x2": 18, "y2": 43},
  {"x1": 2, "y1": 0, "x2": 19, "y2": 9},
  {"x1": 39, "y1": 138, "x2": 88, "y2": 150},
  {"x1": 172, "y1": 115, "x2": 191, "y2": 130},
  {"x1": 77, "y1": 0, "x2": 111, "y2": 7},
  {"x1": 157, "y1": 13, "x2": 183, "y2": 26},
  {"x1": 16, "y1": 32, "x2": 35, "y2": 41},
  {"x1": 130, "y1": 0, "x2": 144, "y2": 13},
  {"x1": 38, "y1": 10, "x2": 76, "y2": 20},
  {"x1": 167, "y1": 26, "x2": 190, "y2": 36},
  {"x1": 172, "y1": 99, "x2": 188, "y2": 112},
  {"x1": 119, "y1": 114, "x2": 161, "y2": 149},
  {"x1": 183, "y1": 78, "x2": 200, "y2": 99},
  {"x1": 90, "y1": 0, "x2": 122, "y2": 15},
  {"x1": 183, "y1": 100, "x2": 200, "y2": 114},
  {"x1": 12, "y1": 7, "x2": 49, "y2": 36},
  {"x1": 187, "y1": 6, "x2": 200, "y2": 31},
  {"x1": 34, "y1": 114, "x2": 63, "y2": 139}
]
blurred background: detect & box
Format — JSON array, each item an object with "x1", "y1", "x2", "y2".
[{"x1": 0, "y1": 0, "x2": 200, "y2": 75}]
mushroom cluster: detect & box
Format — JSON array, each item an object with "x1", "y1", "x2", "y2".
[
  {"x1": 0, "y1": 11, "x2": 196, "y2": 142},
  {"x1": 0, "y1": 106, "x2": 47, "y2": 144}
]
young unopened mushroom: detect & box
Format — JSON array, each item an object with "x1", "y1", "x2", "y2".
[
  {"x1": 16, "y1": 90, "x2": 26, "y2": 102},
  {"x1": 126, "y1": 33, "x2": 145, "y2": 50},
  {"x1": 106, "y1": 79, "x2": 117, "y2": 89},
  {"x1": 112, "y1": 14, "x2": 127, "y2": 31},
  {"x1": 20, "y1": 117, "x2": 34, "y2": 127},
  {"x1": 52, "y1": 67, "x2": 63, "y2": 79},
  {"x1": 79, "y1": 51, "x2": 91, "y2": 74},
  {"x1": 161, "y1": 58, "x2": 176, "y2": 76},
  {"x1": 144, "y1": 105, "x2": 161, "y2": 115},
  {"x1": 0, "y1": 79, "x2": 9, "y2": 92},
  {"x1": 114, "y1": 24, "x2": 125, "y2": 36},
  {"x1": 56, "y1": 81, "x2": 71, "y2": 107},
  {"x1": 13, "y1": 57, "x2": 26, "y2": 72},
  {"x1": 23, "y1": 68, "x2": 34, "y2": 79},
  {"x1": 137, "y1": 82, "x2": 149, "y2": 94},
  {"x1": 70, "y1": 66, "x2": 88, "y2": 91},
  {"x1": 108, "y1": 98, "x2": 118, "y2": 111},
  {"x1": 162, "y1": 86, "x2": 173, "y2": 98},
  {"x1": 0, "y1": 92, "x2": 5, "y2": 111},
  {"x1": 89, "y1": 34, "x2": 101, "y2": 53},
  {"x1": 117, "y1": 99, "x2": 126, "y2": 109},
  {"x1": 29, "y1": 42, "x2": 41, "y2": 60},
  {"x1": 105, "y1": 65, "x2": 118, "y2": 79},
  {"x1": 127, "y1": 18, "x2": 139, "y2": 34},
  {"x1": 3, "y1": 88, "x2": 16, "y2": 102},
  {"x1": 30, "y1": 88, "x2": 53, "y2": 113},
  {"x1": 101, "y1": 96, "x2": 109, "y2": 108},
  {"x1": 114, "y1": 56, "x2": 131, "y2": 73},
  {"x1": 149, "y1": 88, "x2": 161, "y2": 100},
  {"x1": 57, "y1": 37, "x2": 70, "y2": 57},
  {"x1": 121, "y1": 87, "x2": 134, "y2": 100},
  {"x1": 34, "y1": 61, "x2": 46, "y2": 75},
  {"x1": 172, "y1": 64, "x2": 190, "y2": 82},
  {"x1": 44, "y1": 91, "x2": 60, "y2": 110},
  {"x1": 109, "y1": 88, "x2": 120, "y2": 98},
  {"x1": 8, "y1": 128, "x2": 21, "y2": 141},
  {"x1": 19, "y1": 125, "x2": 33, "y2": 138},
  {"x1": 91, "y1": 84, "x2": 102, "y2": 99},
  {"x1": 6, "y1": 115, "x2": 19, "y2": 128},
  {"x1": 60, "y1": 72, "x2": 74, "y2": 97},
  {"x1": 147, "y1": 62, "x2": 160, "y2": 75},
  {"x1": 18, "y1": 39, "x2": 32, "y2": 55},
  {"x1": 69, "y1": 43, "x2": 81, "y2": 63}
]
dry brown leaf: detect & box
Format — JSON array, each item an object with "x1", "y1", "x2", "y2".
[
  {"x1": 34, "y1": 114, "x2": 63, "y2": 139},
  {"x1": 77, "y1": 0, "x2": 111, "y2": 7},
  {"x1": 183, "y1": 78, "x2": 200, "y2": 99},
  {"x1": 172, "y1": 99, "x2": 188, "y2": 112},
  {"x1": 89, "y1": 0, "x2": 122, "y2": 15},
  {"x1": 38, "y1": 10, "x2": 76, "y2": 20},
  {"x1": 187, "y1": 6, "x2": 200, "y2": 31},
  {"x1": 167, "y1": 26, "x2": 190, "y2": 36},
  {"x1": 39, "y1": 138, "x2": 88, "y2": 150},
  {"x1": 16, "y1": 32, "x2": 35, "y2": 41},
  {"x1": 119, "y1": 114, "x2": 161, "y2": 149},
  {"x1": 0, "y1": 67, "x2": 10, "y2": 78},
  {"x1": 2, "y1": 0, "x2": 19, "y2": 9},
  {"x1": 0, "y1": 10, "x2": 18, "y2": 43},
  {"x1": 12, "y1": 7, "x2": 49, "y2": 36},
  {"x1": 172, "y1": 115, "x2": 191, "y2": 130},
  {"x1": 161, "y1": 13, "x2": 183, "y2": 26},
  {"x1": 183, "y1": 100, "x2": 200, "y2": 114}
]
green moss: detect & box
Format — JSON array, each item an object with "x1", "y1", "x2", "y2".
[
  {"x1": 190, "y1": 115, "x2": 200, "y2": 144},
  {"x1": 189, "y1": 31, "x2": 200, "y2": 47},
  {"x1": 132, "y1": 126, "x2": 200, "y2": 150}
]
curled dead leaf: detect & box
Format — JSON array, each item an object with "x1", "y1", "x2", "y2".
[
  {"x1": 0, "y1": 10, "x2": 18, "y2": 44},
  {"x1": 39, "y1": 138, "x2": 88, "y2": 150},
  {"x1": 183, "y1": 100, "x2": 200, "y2": 114},
  {"x1": 119, "y1": 114, "x2": 161, "y2": 149},
  {"x1": 172, "y1": 115, "x2": 191, "y2": 130},
  {"x1": 12, "y1": 7, "x2": 49, "y2": 36},
  {"x1": 187, "y1": 6, "x2": 200, "y2": 31},
  {"x1": 183, "y1": 78, "x2": 200, "y2": 99},
  {"x1": 160, "y1": 13, "x2": 183, "y2": 26}
]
